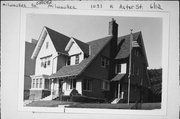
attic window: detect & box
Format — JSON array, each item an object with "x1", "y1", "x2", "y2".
[{"x1": 46, "y1": 42, "x2": 49, "y2": 49}]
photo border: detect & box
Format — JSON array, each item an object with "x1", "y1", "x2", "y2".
[{"x1": 18, "y1": 8, "x2": 169, "y2": 116}]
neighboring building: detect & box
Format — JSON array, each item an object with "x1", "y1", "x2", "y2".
[
  {"x1": 24, "y1": 40, "x2": 37, "y2": 99},
  {"x1": 29, "y1": 19, "x2": 151, "y2": 103},
  {"x1": 24, "y1": 40, "x2": 37, "y2": 90}
]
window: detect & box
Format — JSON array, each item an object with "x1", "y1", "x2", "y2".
[
  {"x1": 40, "y1": 55, "x2": 51, "y2": 68},
  {"x1": 115, "y1": 63, "x2": 127, "y2": 74},
  {"x1": 39, "y1": 78, "x2": 42, "y2": 88},
  {"x1": 83, "y1": 79, "x2": 92, "y2": 91},
  {"x1": 47, "y1": 60, "x2": 50, "y2": 65},
  {"x1": 67, "y1": 57, "x2": 71, "y2": 65},
  {"x1": 36, "y1": 79, "x2": 39, "y2": 88},
  {"x1": 66, "y1": 79, "x2": 76, "y2": 90},
  {"x1": 115, "y1": 64, "x2": 121, "y2": 74},
  {"x1": 102, "y1": 81, "x2": 110, "y2": 90},
  {"x1": 32, "y1": 79, "x2": 35, "y2": 88},
  {"x1": 75, "y1": 55, "x2": 79, "y2": 64},
  {"x1": 101, "y1": 57, "x2": 106, "y2": 67},
  {"x1": 101, "y1": 56, "x2": 109, "y2": 68},
  {"x1": 46, "y1": 42, "x2": 49, "y2": 49},
  {"x1": 121, "y1": 63, "x2": 126, "y2": 73}
]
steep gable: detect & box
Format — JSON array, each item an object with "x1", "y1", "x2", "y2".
[
  {"x1": 73, "y1": 38, "x2": 89, "y2": 56},
  {"x1": 115, "y1": 32, "x2": 140, "y2": 59},
  {"x1": 45, "y1": 27, "x2": 70, "y2": 54},
  {"x1": 31, "y1": 27, "x2": 70, "y2": 59},
  {"x1": 115, "y1": 31, "x2": 148, "y2": 66}
]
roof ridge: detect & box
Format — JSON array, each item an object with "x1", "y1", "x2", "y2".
[
  {"x1": 117, "y1": 31, "x2": 141, "y2": 39},
  {"x1": 86, "y1": 35, "x2": 113, "y2": 44}
]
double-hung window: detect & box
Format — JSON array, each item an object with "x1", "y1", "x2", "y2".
[
  {"x1": 75, "y1": 55, "x2": 79, "y2": 64},
  {"x1": 101, "y1": 56, "x2": 109, "y2": 68},
  {"x1": 83, "y1": 79, "x2": 92, "y2": 91},
  {"x1": 115, "y1": 63, "x2": 127, "y2": 74},
  {"x1": 102, "y1": 81, "x2": 110, "y2": 90}
]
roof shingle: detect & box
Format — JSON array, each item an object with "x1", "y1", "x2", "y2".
[
  {"x1": 73, "y1": 38, "x2": 89, "y2": 55},
  {"x1": 49, "y1": 36, "x2": 112, "y2": 79},
  {"x1": 45, "y1": 27, "x2": 70, "y2": 54},
  {"x1": 115, "y1": 32, "x2": 141, "y2": 59}
]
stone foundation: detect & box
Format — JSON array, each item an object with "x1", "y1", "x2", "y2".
[{"x1": 29, "y1": 90, "x2": 50, "y2": 100}]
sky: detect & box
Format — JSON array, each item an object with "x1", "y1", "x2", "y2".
[{"x1": 26, "y1": 14, "x2": 162, "y2": 69}]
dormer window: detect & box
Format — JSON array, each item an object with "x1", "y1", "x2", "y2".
[{"x1": 75, "y1": 55, "x2": 79, "y2": 64}]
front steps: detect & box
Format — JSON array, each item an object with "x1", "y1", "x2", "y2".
[{"x1": 111, "y1": 98, "x2": 121, "y2": 104}]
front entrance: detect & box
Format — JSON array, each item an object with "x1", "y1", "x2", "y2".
[{"x1": 114, "y1": 82, "x2": 124, "y2": 99}]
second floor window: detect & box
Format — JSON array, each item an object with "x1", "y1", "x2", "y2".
[
  {"x1": 75, "y1": 55, "x2": 79, "y2": 64},
  {"x1": 40, "y1": 55, "x2": 52, "y2": 68},
  {"x1": 115, "y1": 64, "x2": 121, "y2": 74},
  {"x1": 101, "y1": 56, "x2": 109, "y2": 68},
  {"x1": 115, "y1": 63, "x2": 127, "y2": 74}
]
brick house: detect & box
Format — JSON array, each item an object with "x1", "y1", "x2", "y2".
[{"x1": 29, "y1": 19, "x2": 151, "y2": 103}]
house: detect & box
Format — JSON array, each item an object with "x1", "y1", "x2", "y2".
[
  {"x1": 29, "y1": 19, "x2": 151, "y2": 103},
  {"x1": 24, "y1": 40, "x2": 37, "y2": 99}
]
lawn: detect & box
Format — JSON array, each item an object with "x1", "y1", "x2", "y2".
[{"x1": 26, "y1": 100, "x2": 161, "y2": 110}]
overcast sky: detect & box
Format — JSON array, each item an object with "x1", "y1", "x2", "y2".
[{"x1": 26, "y1": 14, "x2": 162, "y2": 69}]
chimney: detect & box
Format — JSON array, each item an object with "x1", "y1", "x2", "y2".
[{"x1": 108, "y1": 18, "x2": 118, "y2": 37}]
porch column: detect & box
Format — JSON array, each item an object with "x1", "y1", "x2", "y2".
[
  {"x1": 42, "y1": 78, "x2": 45, "y2": 89},
  {"x1": 51, "y1": 79, "x2": 54, "y2": 99},
  {"x1": 118, "y1": 82, "x2": 121, "y2": 98},
  {"x1": 31, "y1": 78, "x2": 34, "y2": 89}
]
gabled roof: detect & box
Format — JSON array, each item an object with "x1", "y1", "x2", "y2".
[
  {"x1": 45, "y1": 27, "x2": 70, "y2": 54},
  {"x1": 49, "y1": 30, "x2": 148, "y2": 79},
  {"x1": 73, "y1": 38, "x2": 89, "y2": 55},
  {"x1": 115, "y1": 31, "x2": 148, "y2": 66},
  {"x1": 31, "y1": 27, "x2": 70, "y2": 59},
  {"x1": 115, "y1": 32, "x2": 141, "y2": 59},
  {"x1": 49, "y1": 36, "x2": 112, "y2": 79}
]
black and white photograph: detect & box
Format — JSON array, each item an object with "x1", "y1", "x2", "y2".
[
  {"x1": 2, "y1": 1, "x2": 179, "y2": 119},
  {"x1": 23, "y1": 13, "x2": 163, "y2": 110}
]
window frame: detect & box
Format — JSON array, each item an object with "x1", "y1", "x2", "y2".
[
  {"x1": 75, "y1": 55, "x2": 79, "y2": 64},
  {"x1": 101, "y1": 80, "x2": 110, "y2": 91},
  {"x1": 83, "y1": 79, "x2": 92, "y2": 91}
]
